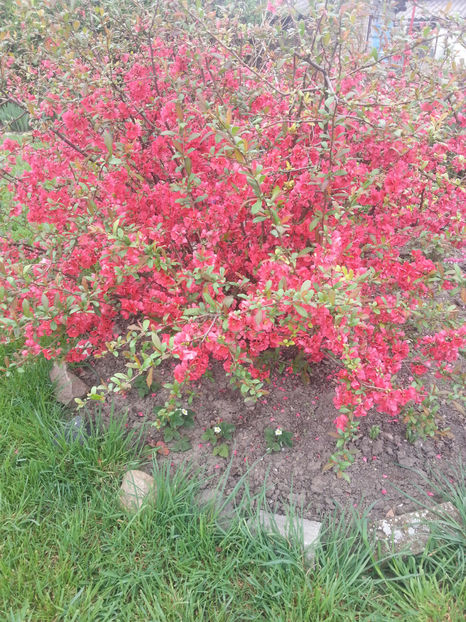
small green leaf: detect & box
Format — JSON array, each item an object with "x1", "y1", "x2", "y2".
[
  {"x1": 308, "y1": 216, "x2": 320, "y2": 233},
  {"x1": 212, "y1": 443, "x2": 229, "y2": 458},
  {"x1": 164, "y1": 428, "x2": 180, "y2": 443},
  {"x1": 251, "y1": 199, "x2": 263, "y2": 214},
  {"x1": 294, "y1": 304, "x2": 308, "y2": 318},
  {"x1": 103, "y1": 129, "x2": 113, "y2": 156},
  {"x1": 172, "y1": 436, "x2": 192, "y2": 452},
  {"x1": 203, "y1": 290, "x2": 215, "y2": 308}
]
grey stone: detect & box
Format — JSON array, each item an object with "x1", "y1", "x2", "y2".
[
  {"x1": 253, "y1": 510, "x2": 322, "y2": 563},
  {"x1": 62, "y1": 415, "x2": 88, "y2": 444},
  {"x1": 372, "y1": 439, "x2": 383, "y2": 455},
  {"x1": 50, "y1": 362, "x2": 88, "y2": 405},
  {"x1": 197, "y1": 487, "x2": 235, "y2": 529},
  {"x1": 374, "y1": 502, "x2": 460, "y2": 555},
  {"x1": 120, "y1": 470, "x2": 156, "y2": 511}
]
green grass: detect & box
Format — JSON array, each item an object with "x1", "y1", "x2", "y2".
[
  {"x1": 0, "y1": 351, "x2": 465, "y2": 620},
  {"x1": 0, "y1": 133, "x2": 36, "y2": 243},
  {"x1": 0, "y1": 103, "x2": 30, "y2": 133}
]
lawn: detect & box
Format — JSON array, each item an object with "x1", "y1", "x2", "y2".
[{"x1": 0, "y1": 349, "x2": 464, "y2": 620}]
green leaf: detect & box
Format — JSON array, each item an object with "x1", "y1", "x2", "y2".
[
  {"x1": 294, "y1": 304, "x2": 308, "y2": 318},
  {"x1": 308, "y1": 216, "x2": 320, "y2": 233},
  {"x1": 271, "y1": 185, "x2": 281, "y2": 200},
  {"x1": 164, "y1": 428, "x2": 180, "y2": 443},
  {"x1": 202, "y1": 428, "x2": 216, "y2": 443},
  {"x1": 151, "y1": 331, "x2": 162, "y2": 349},
  {"x1": 213, "y1": 443, "x2": 229, "y2": 458},
  {"x1": 103, "y1": 129, "x2": 113, "y2": 156},
  {"x1": 220, "y1": 422, "x2": 236, "y2": 439},
  {"x1": 134, "y1": 374, "x2": 161, "y2": 398},
  {"x1": 203, "y1": 290, "x2": 215, "y2": 308},
  {"x1": 172, "y1": 436, "x2": 192, "y2": 452},
  {"x1": 176, "y1": 408, "x2": 195, "y2": 427},
  {"x1": 251, "y1": 199, "x2": 263, "y2": 214}
]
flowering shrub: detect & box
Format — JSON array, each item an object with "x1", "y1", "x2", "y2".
[{"x1": 0, "y1": 1, "x2": 464, "y2": 469}]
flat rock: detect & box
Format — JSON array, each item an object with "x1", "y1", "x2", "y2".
[
  {"x1": 252, "y1": 510, "x2": 322, "y2": 563},
  {"x1": 50, "y1": 363, "x2": 88, "y2": 405},
  {"x1": 374, "y1": 502, "x2": 460, "y2": 555},
  {"x1": 120, "y1": 470, "x2": 156, "y2": 511}
]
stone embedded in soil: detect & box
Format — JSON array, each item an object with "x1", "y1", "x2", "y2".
[
  {"x1": 197, "y1": 488, "x2": 236, "y2": 528},
  {"x1": 50, "y1": 362, "x2": 88, "y2": 405},
  {"x1": 54, "y1": 415, "x2": 88, "y2": 445},
  {"x1": 252, "y1": 510, "x2": 322, "y2": 563},
  {"x1": 120, "y1": 470, "x2": 156, "y2": 511},
  {"x1": 374, "y1": 502, "x2": 460, "y2": 555}
]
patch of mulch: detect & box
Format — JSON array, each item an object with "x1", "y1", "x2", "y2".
[{"x1": 78, "y1": 356, "x2": 466, "y2": 522}]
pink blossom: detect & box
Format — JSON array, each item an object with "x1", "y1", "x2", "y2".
[{"x1": 334, "y1": 414, "x2": 349, "y2": 431}]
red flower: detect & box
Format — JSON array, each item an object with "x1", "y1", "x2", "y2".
[{"x1": 334, "y1": 415, "x2": 349, "y2": 431}]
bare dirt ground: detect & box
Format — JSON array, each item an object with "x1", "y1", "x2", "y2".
[{"x1": 78, "y1": 355, "x2": 466, "y2": 522}]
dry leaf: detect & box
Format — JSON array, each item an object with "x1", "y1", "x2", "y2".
[
  {"x1": 146, "y1": 439, "x2": 170, "y2": 456},
  {"x1": 155, "y1": 440, "x2": 170, "y2": 456}
]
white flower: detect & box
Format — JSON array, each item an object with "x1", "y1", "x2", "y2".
[
  {"x1": 275, "y1": 428, "x2": 283, "y2": 436},
  {"x1": 213, "y1": 426, "x2": 222, "y2": 434},
  {"x1": 181, "y1": 408, "x2": 188, "y2": 415}
]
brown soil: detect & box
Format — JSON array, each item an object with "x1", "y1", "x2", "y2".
[{"x1": 78, "y1": 356, "x2": 465, "y2": 522}]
